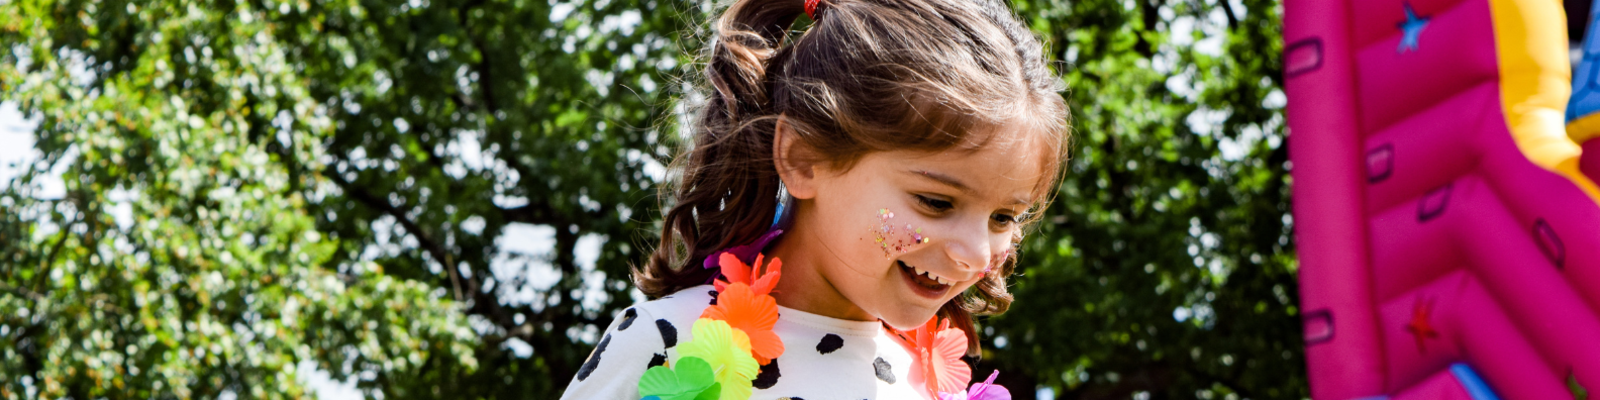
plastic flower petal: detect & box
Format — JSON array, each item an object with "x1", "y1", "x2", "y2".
[
  {"x1": 717, "y1": 253, "x2": 752, "y2": 291},
  {"x1": 898, "y1": 317, "x2": 973, "y2": 397},
  {"x1": 928, "y1": 322, "x2": 972, "y2": 395},
  {"x1": 965, "y1": 370, "x2": 1011, "y2": 400},
  {"x1": 675, "y1": 318, "x2": 759, "y2": 400},
  {"x1": 715, "y1": 252, "x2": 782, "y2": 296},
  {"x1": 637, "y1": 356, "x2": 722, "y2": 400},
  {"x1": 701, "y1": 282, "x2": 785, "y2": 365}
]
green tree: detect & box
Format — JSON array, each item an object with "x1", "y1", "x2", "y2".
[
  {"x1": 987, "y1": 0, "x2": 1302, "y2": 398},
  {"x1": 0, "y1": 1, "x2": 486, "y2": 398},
  {"x1": 0, "y1": 0, "x2": 1301, "y2": 398}
]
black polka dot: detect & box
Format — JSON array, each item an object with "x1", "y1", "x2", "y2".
[
  {"x1": 575, "y1": 334, "x2": 612, "y2": 381},
  {"x1": 618, "y1": 308, "x2": 639, "y2": 331},
  {"x1": 708, "y1": 290, "x2": 720, "y2": 305},
  {"x1": 816, "y1": 334, "x2": 844, "y2": 354},
  {"x1": 647, "y1": 352, "x2": 667, "y2": 369},
  {"x1": 753, "y1": 358, "x2": 781, "y2": 389},
  {"x1": 873, "y1": 357, "x2": 895, "y2": 384},
  {"x1": 657, "y1": 319, "x2": 678, "y2": 348}
]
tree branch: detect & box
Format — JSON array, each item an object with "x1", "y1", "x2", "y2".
[
  {"x1": 1134, "y1": 0, "x2": 1165, "y2": 57},
  {"x1": 35, "y1": 208, "x2": 81, "y2": 294},
  {"x1": 501, "y1": 203, "x2": 562, "y2": 226},
  {"x1": 1216, "y1": 0, "x2": 1240, "y2": 32},
  {"x1": 327, "y1": 170, "x2": 465, "y2": 302},
  {"x1": 458, "y1": 0, "x2": 499, "y2": 114}
]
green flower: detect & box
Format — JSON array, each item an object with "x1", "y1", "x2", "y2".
[
  {"x1": 676, "y1": 318, "x2": 759, "y2": 400},
  {"x1": 637, "y1": 356, "x2": 722, "y2": 400}
]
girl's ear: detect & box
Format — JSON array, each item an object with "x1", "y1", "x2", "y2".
[{"x1": 774, "y1": 116, "x2": 822, "y2": 200}]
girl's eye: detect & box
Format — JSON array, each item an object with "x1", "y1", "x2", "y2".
[
  {"x1": 915, "y1": 194, "x2": 954, "y2": 211},
  {"x1": 991, "y1": 213, "x2": 1017, "y2": 229}
]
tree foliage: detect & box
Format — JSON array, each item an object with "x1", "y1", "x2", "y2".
[
  {"x1": 987, "y1": 0, "x2": 1302, "y2": 398},
  {"x1": 0, "y1": 0, "x2": 1299, "y2": 398}
]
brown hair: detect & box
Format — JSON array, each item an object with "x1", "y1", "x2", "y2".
[{"x1": 635, "y1": 0, "x2": 1070, "y2": 354}]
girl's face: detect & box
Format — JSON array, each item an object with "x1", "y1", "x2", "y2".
[{"x1": 779, "y1": 131, "x2": 1045, "y2": 330}]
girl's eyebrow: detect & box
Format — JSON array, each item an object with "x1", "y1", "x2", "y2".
[
  {"x1": 908, "y1": 169, "x2": 1031, "y2": 206},
  {"x1": 909, "y1": 169, "x2": 972, "y2": 194}
]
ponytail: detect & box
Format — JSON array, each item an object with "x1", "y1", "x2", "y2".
[{"x1": 633, "y1": 0, "x2": 808, "y2": 298}]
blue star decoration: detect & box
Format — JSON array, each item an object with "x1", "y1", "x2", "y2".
[{"x1": 1396, "y1": 2, "x2": 1431, "y2": 53}]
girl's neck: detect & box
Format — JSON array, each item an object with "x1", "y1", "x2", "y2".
[{"x1": 767, "y1": 216, "x2": 877, "y2": 322}]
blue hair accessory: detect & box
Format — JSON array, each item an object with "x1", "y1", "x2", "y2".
[{"x1": 700, "y1": 187, "x2": 796, "y2": 279}]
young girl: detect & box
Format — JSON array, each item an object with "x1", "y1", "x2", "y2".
[{"x1": 560, "y1": 0, "x2": 1067, "y2": 396}]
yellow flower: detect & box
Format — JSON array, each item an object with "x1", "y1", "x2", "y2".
[{"x1": 675, "y1": 318, "x2": 759, "y2": 400}]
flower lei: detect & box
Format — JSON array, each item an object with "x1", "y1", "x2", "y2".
[{"x1": 636, "y1": 249, "x2": 1011, "y2": 400}]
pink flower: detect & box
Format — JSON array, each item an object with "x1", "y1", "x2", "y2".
[
  {"x1": 891, "y1": 317, "x2": 971, "y2": 397},
  {"x1": 966, "y1": 371, "x2": 1011, "y2": 400},
  {"x1": 939, "y1": 371, "x2": 1010, "y2": 400}
]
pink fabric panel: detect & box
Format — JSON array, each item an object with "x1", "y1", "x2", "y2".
[
  {"x1": 1284, "y1": 0, "x2": 1387, "y2": 395},
  {"x1": 1584, "y1": 140, "x2": 1600, "y2": 182},
  {"x1": 1366, "y1": 194, "x2": 1469, "y2": 303},
  {"x1": 1355, "y1": 0, "x2": 1500, "y2": 133},
  {"x1": 1349, "y1": 0, "x2": 1470, "y2": 46},
  {"x1": 1377, "y1": 272, "x2": 1468, "y2": 389},
  {"x1": 1475, "y1": 125, "x2": 1600, "y2": 317},
  {"x1": 1452, "y1": 278, "x2": 1572, "y2": 399},
  {"x1": 1387, "y1": 368, "x2": 1474, "y2": 400},
  {"x1": 1375, "y1": 271, "x2": 1568, "y2": 397},
  {"x1": 1289, "y1": 0, "x2": 1600, "y2": 393},
  {"x1": 1359, "y1": 164, "x2": 1600, "y2": 395},
  {"x1": 1452, "y1": 177, "x2": 1600, "y2": 386},
  {"x1": 1360, "y1": 83, "x2": 1498, "y2": 219}
]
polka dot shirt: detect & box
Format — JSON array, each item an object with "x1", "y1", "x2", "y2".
[{"x1": 559, "y1": 284, "x2": 931, "y2": 399}]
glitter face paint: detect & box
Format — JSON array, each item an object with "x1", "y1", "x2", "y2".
[
  {"x1": 868, "y1": 207, "x2": 932, "y2": 259},
  {"x1": 985, "y1": 248, "x2": 1012, "y2": 275}
]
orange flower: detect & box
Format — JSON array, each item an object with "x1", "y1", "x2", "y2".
[
  {"x1": 894, "y1": 316, "x2": 972, "y2": 397},
  {"x1": 701, "y1": 282, "x2": 785, "y2": 365},
  {"x1": 715, "y1": 253, "x2": 782, "y2": 296}
]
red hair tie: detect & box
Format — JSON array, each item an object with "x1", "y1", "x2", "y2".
[{"x1": 805, "y1": 0, "x2": 826, "y2": 20}]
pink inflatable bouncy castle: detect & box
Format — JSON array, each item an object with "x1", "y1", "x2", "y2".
[{"x1": 1285, "y1": 0, "x2": 1600, "y2": 396}]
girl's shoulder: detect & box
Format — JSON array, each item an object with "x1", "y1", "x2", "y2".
[
  {"x1": 558, "y1": 285, "x2": 717, "y2": 400},
  {"x1": 612, "y1": 284, "x2": 721, "y2": 352},
  {"x1": 638, "y1": 284, "x2": 721, "y2": 325}
]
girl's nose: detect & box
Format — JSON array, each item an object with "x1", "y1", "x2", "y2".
[{"x1": 943, "y1": 218, "x2": 992, "y2": 277}]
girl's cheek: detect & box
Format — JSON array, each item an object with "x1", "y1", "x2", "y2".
[
  {"x1": 863, "y1": 207, "x2": 933, "y2": 259},
  {"x1": 986, "y1": 247, "x2": 1012, "y2": 275}
]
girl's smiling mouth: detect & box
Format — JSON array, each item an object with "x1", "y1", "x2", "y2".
[{"x1": 898, "y1": 259, "x2": 952, "y2": 299}]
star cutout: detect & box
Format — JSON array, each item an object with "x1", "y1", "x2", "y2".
[
  {"x1": 1396, "y1": 2, "x2": 1431, "y2": 53},
  {"x1": 1405, "y1": 297, "x2": 1438, "y2": 353}
]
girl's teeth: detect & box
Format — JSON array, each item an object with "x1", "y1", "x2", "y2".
[{"x1": 908, "y1": 263, "x2": 949, "y2": 286}]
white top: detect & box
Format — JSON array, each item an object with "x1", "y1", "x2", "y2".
[{"x1": 559, "y1": 284, "x2": 932, "y2": 399}]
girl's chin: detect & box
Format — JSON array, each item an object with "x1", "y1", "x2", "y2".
[{"x1": 877, "y1": 308, "x2": 941, "y2": 330}]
